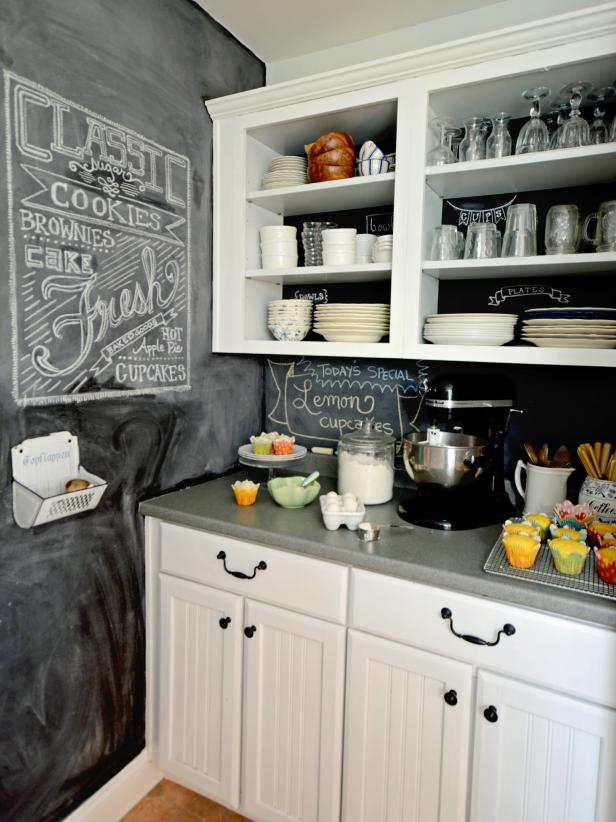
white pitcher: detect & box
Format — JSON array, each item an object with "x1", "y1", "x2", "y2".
[{"x1": 514, "y1": 460, "x2": 575, "y2": 514}]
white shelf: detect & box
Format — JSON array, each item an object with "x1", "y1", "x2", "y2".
[
  {"x1": 240, "y1": 339, "x2": 399, "y2": 358},
  {"x1": 425, "y1": 143, "x2": 616, "y2": 199},
  {"x1": 246, "y1": 173, "x2": 395, "y2": 216},
  {"x1": 423, "y1": 252, "x2": 616, "y2": 280},
  {"x1": 246, "y1": 262, "x2": 392, "y2": 284},
  {"x1": 411, "y1": 343, "x2": 616, "y2": 368}
]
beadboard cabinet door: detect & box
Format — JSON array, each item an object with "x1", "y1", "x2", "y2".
[
  {"x1": 342, "y1": 629, "x2": 473, "y2": 822},
  {"x1": 471, "y1": 671, "x2": 616, "y2": 822},
  {"x1": 241, "y1": 599, "x2": 346, "y2": 822},
  {"x1": 158, "y1": 575, "x2": 243, "y2": 807}
]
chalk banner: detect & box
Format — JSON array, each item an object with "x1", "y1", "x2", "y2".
[
  {"x1": 4, "y1": 71, "x2": 191, "y2": 405},
  {"x1": 266, "y1": 358, "x2": 430, "y2": 448}
]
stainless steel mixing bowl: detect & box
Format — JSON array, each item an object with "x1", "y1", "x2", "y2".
[{"x1": 402, "y1": 431, "x2": 489, "y2": 488}]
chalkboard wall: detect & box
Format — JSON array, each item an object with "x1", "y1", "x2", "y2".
[{"x1": 0, "y1": 1, "x2": 264, "y2": 820}]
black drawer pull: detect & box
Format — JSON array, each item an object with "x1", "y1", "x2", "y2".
[
  {"x1": 444, "y1": 689, "x2": 458, "y2": 706},
  {"x1": 484, "y1": 705, "x2": 499, "y2": 723},
  {"x1": 219, "y1": 617, "x2": 231, "y2": 630},
  {"x1": 441, "y1": 607, "x2": 515, "y2": 647},
  {"x1": 244, "y1": 625, "x2": 257, "y2": 638},
  {"x1": 217, "y1": 550, "x2": 267, "y2": 580}
]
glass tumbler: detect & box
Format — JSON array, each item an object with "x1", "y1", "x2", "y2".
[
  {"x1": 545, "y1": 205, "x2": 581, "y2": 254},
  {"x1": 429, "y1": 225, "x2": 464, "y2": 261},
  {"x1": 459, "y1": 117, "x2": 487, "y2": 162},
  {"x1": 501, "y1": 203, "x2": 537, "y2": 257},
  {"x1": 464, "y1": 223, "x2": 501, "y2": 258}
]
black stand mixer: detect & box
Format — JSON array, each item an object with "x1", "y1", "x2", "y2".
[{"x1": 398, "y1": 374, "x2": 519, "y2": 530}]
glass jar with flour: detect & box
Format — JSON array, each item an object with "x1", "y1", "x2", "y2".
[{"x1": 338, "y1": 422, "x2": 395, "y2": 505}]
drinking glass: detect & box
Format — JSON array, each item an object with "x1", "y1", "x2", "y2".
[
  {"x1": 544, "y1": 204, "x2": 581, "y2": 254},
  {"x1": 588, "y1": 87, "x2": 615, "y2": 144},
  {"x1": 501, "y1": 203, "x2": 537, "y2": 257},
  {"x1": 464, "y1": 223, "x2": 502, "y2": 258},
  {"x1": 515, "y1": 87, "x2": 550, "y2": 154},
  {"x1": 556, "y1": 82, "x2": 591, "y2": 148},
  {"x1": 426, "y1": 117, "x2": 461, "y2": 166},
  {"x1": 583, "y1": 201, "x2": 616, "y2": 252},
  {"x1": 486, "y1": 113, "x2": 512, "y2": 159},
  {"x1": 548, "y1": 100, "x2": 569, "y2": 149},
  {"x1": 611, "y1": 116, "x2": 616, "y2": 141},
  {"x1": 428, "y1": 225, "x2": 464, "y2": 261},
  {"x1": 459, "y1": 117, "x2": 487, "y2": 162}
]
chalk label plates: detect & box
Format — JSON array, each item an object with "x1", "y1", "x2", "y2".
[{"x1": 4, "y1": 71, "x2": 192, "y2": 406}]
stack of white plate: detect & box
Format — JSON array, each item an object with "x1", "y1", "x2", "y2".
[
  {"x1": 313, "y1": 303, "x2": 390, "y2": 343},
  {"x1": 261, "y1": 156, "x2": 308, "y2": 189},
  {"x1": 267, "y1": 299, "x2": 313, "y2": 341},
  {"x1": 522, "y1": 307, "x2": 616, "y2": 348},
  {"x1": 423, "y1": 313, "x2": 518, "y2": 346}
]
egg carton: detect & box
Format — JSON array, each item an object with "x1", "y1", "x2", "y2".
[
  {"x1": 320, "y1": 494, "x2": 366, "y2": 531},
  {"x1": 11, "y1": 431, "x2": 107, "y2": 528}
]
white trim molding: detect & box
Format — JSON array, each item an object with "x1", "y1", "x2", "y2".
[
  {"x1": 63, "y1": 750, "x2": 162, "y2": 822},
  {"x1": 206, "y1": 2, "x2": 616, "y2": 118}
]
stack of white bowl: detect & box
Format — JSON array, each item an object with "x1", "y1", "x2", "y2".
[
  {"x1": 423, "y1": 313, "x2": 518, "y2": 346},
  {"x1": 260, "y1": 225, "x2": 298, "y2": 269},
  {"x1": 355, "y1": 234, "x2": 377, "y2": 263},
  {"x1": 267, "y1": 299, "x2": 313, "y2": 341},
  {"x1": 372, "y1": 234, "x2": 393, "y2": 262},
  {"x1": 313, "y1": 303, "x2": 390, "y2": 342},
  {"x1": 261, "y1": 156, "x2": 308, "y2": 189},
  {"x1": 322, "y1": 228, "x2": 357, "y2": 266}
]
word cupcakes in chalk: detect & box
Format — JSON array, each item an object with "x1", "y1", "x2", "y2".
[{"x1": 11, "y1": 431, "x2": 107, "y2": 528}]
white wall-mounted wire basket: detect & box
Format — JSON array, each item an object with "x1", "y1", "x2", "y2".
[{"x1": 12, "y1": 431, "x2": 107, "y2": 528}]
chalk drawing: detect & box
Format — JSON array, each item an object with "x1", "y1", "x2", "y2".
[
  {"x1": 266, "y1": 357, "x2": 429, "y2": 447},
  {"x1": 4, "y1": 71, "x2": 191, "y2": 405}
]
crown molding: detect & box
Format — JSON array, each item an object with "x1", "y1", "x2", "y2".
[{"x1": 205, "y1": 3, "x2": 616, "y2": 119}]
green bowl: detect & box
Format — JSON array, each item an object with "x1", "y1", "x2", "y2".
[{"x1": 268, "y1": 476, "x2": 321, "y2": 509}]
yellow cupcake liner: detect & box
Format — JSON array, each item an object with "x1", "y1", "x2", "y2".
[
  {"x1": 502, "y1": 534, "x2": 541, "y2": 569},
  {"x1": 548, "y1": 543, "x2": 588, "y2": 576},
  {"x1": 232, "y1": 484, "x2": 260, "y2": 506}
]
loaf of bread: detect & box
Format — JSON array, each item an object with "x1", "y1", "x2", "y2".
[{"x1": 304, "y1": 131, "x2": 355, "y2": 182}]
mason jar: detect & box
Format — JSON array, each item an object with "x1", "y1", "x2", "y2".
[{"x1": 337, "y1": 422, "x2": 395, "y2": 505}]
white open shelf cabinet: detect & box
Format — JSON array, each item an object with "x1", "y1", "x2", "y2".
[{"x1": 207, "y1": 14, "x2": 616, "y2": 367}]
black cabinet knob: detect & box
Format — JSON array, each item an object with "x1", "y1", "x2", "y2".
[
  {"x1": 219, "y1": 617, "x2": 231, "y2": 630},
  {"x1": 444, "y1": 689, "x2": 458, "y2": 706},
  {"x1": 244, "y1": 625, "x2": 257, "y2": 638},
  {"x1": 484, "y1": 705, "x2": 499, "y2": 723}
]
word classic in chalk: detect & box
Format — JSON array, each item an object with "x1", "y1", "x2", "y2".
[
  {"x1": 266, "y1": 358, "x2": 429, "y2": 446},
  {"x1": 4, "y1": 71, "x2": 191, "y2": 405}
]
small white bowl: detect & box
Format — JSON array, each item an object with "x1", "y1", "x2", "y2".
[
  {"x1": 260, "y1": 225, "x2": 296, "y2": 239},
  {"x1": 262, "y1": 254, "x2": 298, "y2": 269},
  {"x1": 372, "y1": 248, "x2": 393, "y2": 263},
  {"x1": 323, "y1": 251, "x2": 355, "y2": 265},
  {"x1": 322, "y1": 228, "x2": 357, "y2": 241},
  {"x1": 268, "y1": 325, "x2": 311, "y2": 342},
  {"x1": 261, "y1": 240, "x2": 298, "y2": 252}
]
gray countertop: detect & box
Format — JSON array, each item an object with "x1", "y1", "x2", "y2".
[{"x1": 140, "y1": 470, "x2": 616, "y2": 630}]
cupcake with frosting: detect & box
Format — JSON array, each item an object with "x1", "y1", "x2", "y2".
[
  {"x1": 525, "y1": 513, "x2": 551, "y2": 541},
  {"x1": 231, "y1": 479, "x2": 260, "y2": 506},
  {"x1": 549, "y1": 525, "x2": 587, "y2": 542},
  {"x1": 272, "y1": 434, "x2": 295, "y2": 455},
  {"x1": 502, "y1": 519, "x2": 540, "y2": 538},
  {"x1": 502, "y1": 533, "x2": 541, "y2": 569},
  {"x1": 587, "y1": 521, "x2": 616, "y2": 548},
  {"x1": 250, "y1": 434, "x2": 273, "y2": 455},
  {"x1": 548, "y1": 537, "x2": 589, "y2": 576}
]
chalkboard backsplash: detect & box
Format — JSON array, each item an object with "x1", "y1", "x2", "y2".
[{"x1": 265, "y1": 355, "x2": 616, "y2": 492}]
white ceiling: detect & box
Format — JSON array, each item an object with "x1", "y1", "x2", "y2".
[{"x1": 196, "y1": 0, "x2": 499, "y2": 61}]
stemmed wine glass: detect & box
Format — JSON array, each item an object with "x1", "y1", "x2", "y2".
[
  {"x1": 486, "y1": 112, "x2": 512, "y2": 158},
  {"x1": 588, "y1": 86, "x2": 615, "y2": 144},
  {"x1": 556, "y1": 82, "x2": 591, "y2": 148},
  {"x1": 426, "y1": 117, "x2": 461, "y2": 165},
  {"x1": 515, "y1": 87, "x2": 551, "y2": 154},
  {"x1": 548, "y1": 99, "x2": 570, "y2": 149},
  {"x1": 459, "y1": 116, "x2": 487, "y2": 161}
]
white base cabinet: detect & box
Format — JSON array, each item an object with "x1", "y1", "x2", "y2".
[
  {"x1": 147, "y1": 518, "x2": 616, "y2": 822},
  {"x1": 471, "y1": 671, "x2": 616, "y2": 822},
  {"x1": 342, "y1": 629, "x2": 472, "y2": 822},
  {"x1": 158, "y1": 575, "x2": 243, "y2": 805},
  {"x1": 243, "y1": 601, "x2": 345, "y2": 822}
]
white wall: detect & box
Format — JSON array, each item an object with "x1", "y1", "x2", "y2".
[{"x1": 267, "y1": 0, "x2": 603, "y2": 84}]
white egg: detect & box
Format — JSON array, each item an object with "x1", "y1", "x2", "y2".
[
  {"x1": 343, "y1": 492, "x2": 355, "y2": 501},
  {"x1": 326, "y1": 502, "x2": 342, "y2": 513},
  {"x1": 343, "y1": 498, "x2": 357, "y2": 512},
  {"x1": 326, "y1": 491, "x2": 339, "y2": 500}
]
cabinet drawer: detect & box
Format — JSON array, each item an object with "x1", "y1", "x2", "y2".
[
  {"x1": 350, "y1": 568, "x2": 616, "y2": 708},
  {"x1": 157, "y1": 521, "x2": 348, "y2": 624}
]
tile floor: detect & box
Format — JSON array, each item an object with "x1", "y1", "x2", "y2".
[{"x1": 121, "y1": 779, "x2": 253, "y2": 821}]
